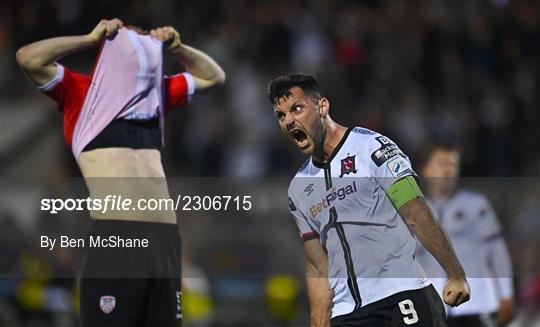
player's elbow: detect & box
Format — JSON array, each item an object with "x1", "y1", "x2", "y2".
[
  {"x1": 306, "y1": 260, "x2": 319, "y2": 278},
  {"x1": 203, "y1": 70, "x2": 226, "y2": 94},
  {"x1": 15, "y1": 46, "x2": 40, "y2": 72},
  {"x1": 15, "y1": 47, "x2": 29, "y2": 67},
  {"x1": 213, "y1": 68, "x2": 226, "y2": 87}
]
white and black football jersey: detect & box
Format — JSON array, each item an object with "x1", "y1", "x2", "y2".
[{"x1": 288, "y1": 127, "x2": 430, "y2": 318}]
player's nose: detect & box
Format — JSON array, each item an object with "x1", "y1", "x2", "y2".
[
  {"x1": 282, "y1": 112, "x2": 295, "y2": 127},
  {"x1": 286, "y1": 119, "x2": 298, "y2": 132}
]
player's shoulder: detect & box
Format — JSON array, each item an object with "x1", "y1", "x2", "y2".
[
  {"x1": 349, "y1": 126, "x2": 379, "y2": 143},
  {"x1": 455, "y1": 189, "x2": 499, "y2": 224},
  {"x1": 289, "y1": 158, "x2": 311, "y2": 192},
  {"x1": 455, "y1": 189, "x2": 491, "y2": 207},
  {"x1": 350, "y1": 126, "x2": 377, "y2": 136},
  {"x1": 295, "y1": 157, "x2": 311, "y2": 176},
  {"x1": 348, "y1": 127, "x2": 406, "y2": 166},
  {"x1": 63, "y1": 65, "x2": 91, "y2": 82},
  {"x1": 346, "y1": 127, "x2": 377, "y2": 154},
  {"x1": 455, "y1": 188, "x2": 488, "y2": 202},
  {"x1": 290, "y1": 158, "x2": 311, "y2": 180},
  {"x1": 348, "y1": 126, "x2": 395, "y2": 149}
]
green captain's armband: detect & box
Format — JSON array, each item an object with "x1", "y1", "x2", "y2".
[{"x1": 386, "y1": 176, "x2": 424, "y2": 210}]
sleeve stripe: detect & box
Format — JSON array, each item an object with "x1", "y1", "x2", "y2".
[
  {"x1": 300, "y1": 231, "x2": 319, "y2": 242},
  {"x1": 182, "y1": 72, "x2": 196, "y2": 100},
  {"x1": 37, "y1": 64, "x2": 64, "y2": 92}
]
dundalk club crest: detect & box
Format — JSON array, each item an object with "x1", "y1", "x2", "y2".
[
  {"x1": 340, "y1": 155, "x2": 357, "y2": 177},
  {"x1": 100, "y1": 295, "x2": 116, "y2": 314}
]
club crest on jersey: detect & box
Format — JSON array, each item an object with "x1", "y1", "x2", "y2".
[
  {"x1": 99, "y1": 295, "x2": 116, "y2": 314},
  {"x1": 340, "y1": 155, "x2": 357, "y2": 177}
]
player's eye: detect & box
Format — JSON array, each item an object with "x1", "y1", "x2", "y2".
[
  {"x1": 275, "y1": 111, "x2": 285, "y2": 120},
  {"x1": 292, "y1": 105, "x2": 303, "y2": 112}
]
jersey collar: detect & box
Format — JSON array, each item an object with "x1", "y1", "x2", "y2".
[{"x1": 312, "y1": 127, "x2": 353, "y2": 169}]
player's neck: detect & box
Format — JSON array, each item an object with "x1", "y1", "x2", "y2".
[{"x1": 313, "y1": 121, "x2": 348, "y2": 164}]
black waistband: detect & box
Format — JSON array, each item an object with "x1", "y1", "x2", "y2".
[{"x1": 82, "y1": 118, "x2": 162, "y2": 152}]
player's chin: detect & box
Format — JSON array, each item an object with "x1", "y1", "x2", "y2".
[{"x1": 295, "y1": 140, "x2": 314, "y2": 155}]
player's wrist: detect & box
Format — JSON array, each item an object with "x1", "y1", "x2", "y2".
[
  {"x1": 446, "y1": 265, "x2": 467, "y2": 281},
  {"x1": 168, "y1": 43, "x2": 186, "y2": 55},
  {"x1": 447, "y1": 274, "x2": 467, "y2": 282},
  {"x1": 85, "y1": 33, "x2": 102, "y2": 46}
]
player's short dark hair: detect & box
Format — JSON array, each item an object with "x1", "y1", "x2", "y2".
[
  {"x1": 267, "y1": 73, "x2": 321, "y2": 105},
  {"x1": 417, "y1": 140, "x2": 460, "y2": 169}
]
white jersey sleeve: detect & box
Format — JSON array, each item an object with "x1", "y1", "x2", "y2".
[
  {"x1": 288, "y1": 193, "x2": 318, "y2": 242},
  {"x1": 479, "y1": 198, "x2": 502, "y2": 241},
  {"x1": 364, "y1": 134, "x2": 416, "y2": 190},
  {"x1": 489, "y1": 239, "x2": 514, "y2": 299},
  {"x1": 479, "y1": 196, "x2": 514, "y2": 299}
]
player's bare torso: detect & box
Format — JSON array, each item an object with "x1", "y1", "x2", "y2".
[{"x1": 79, "y1": 147, "x2": 176, "y2": 223}]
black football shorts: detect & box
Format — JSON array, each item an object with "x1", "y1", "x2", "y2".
[
  {"x1": 331, "y1": 284, "x2": 446, "y2": 327},
  {"x1": 79, "y1": 219, "x2": 182, "y2": 327}
]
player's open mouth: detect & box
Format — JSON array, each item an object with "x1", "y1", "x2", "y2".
[{"x1": 290, "y1": 129, "x2": 309, "y2": 148}]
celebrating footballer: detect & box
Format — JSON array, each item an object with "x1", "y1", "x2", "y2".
[{"x1": 268, "y1": 74, "x2": 470, "y2": 326}]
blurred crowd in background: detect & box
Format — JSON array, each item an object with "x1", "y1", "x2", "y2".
[{"x1": 0, "y1": 0, "x2": 539, "y2": 326}]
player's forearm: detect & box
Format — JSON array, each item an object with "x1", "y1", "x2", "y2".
[
  {"x1": 16, "y1": 35, "x2": 97, "y2": 71},
  {"x1": 399, "y1": 198, "x2": 466, "y2": 279},
  {"x1": 307, "y1": 277, "x2": 332, "y2": 325},
  {"x1": 169, "y1": 44, "x2": 225, "y2": 85},
  {"x1": 306, "y1": 260, "x2": 332, "y2": 326}
]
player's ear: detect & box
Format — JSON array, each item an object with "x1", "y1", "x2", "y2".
[{"x1": 319, "y1": 98, "x2": 329, "y2": 117}]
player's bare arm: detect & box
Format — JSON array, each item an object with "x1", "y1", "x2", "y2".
[
  {"x1": 497, "y1": 298, "x2": 515, "y2": 326},
  {"x1": 16, "y1": 18, "x2": 123, "y2": 87},
  {"x1": 398, "y1": 197, "x2": 471, "y2": 307},
  {"x1": 304, "y1": 239, "x2": 332, "y2": 327},
  {"x1": 151, "y1": 26, "x2": 226, "y2": 97}
]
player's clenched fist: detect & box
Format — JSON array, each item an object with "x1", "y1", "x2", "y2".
[
  {"x1": 443, "y1": 278, "x2": 470, "y2": 307},
  {"x1": 88, "y1": 18, "x2": 124, "y2": 43},
  {"x1": 150, "y1": 27, "x2": 181, "y2": 52}
]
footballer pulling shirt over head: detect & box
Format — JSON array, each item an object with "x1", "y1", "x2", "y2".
[
  {"x1": 268, "y1": 74, "x2": 470, "y2": 327},
  {"x1": 17, "y1": 19, "x2": 225, "y2": 327}
]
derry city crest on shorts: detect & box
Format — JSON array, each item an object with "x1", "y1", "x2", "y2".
[{"x1": 100, "y1": 295, "x2": 116, "y2": 314}]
